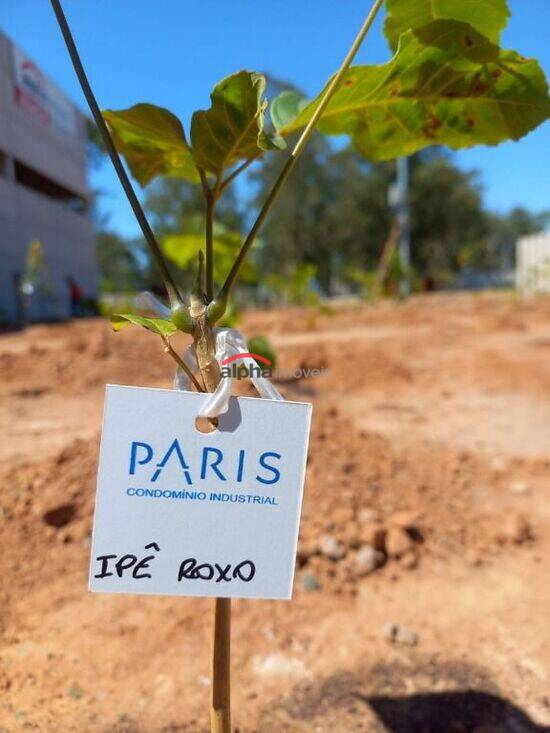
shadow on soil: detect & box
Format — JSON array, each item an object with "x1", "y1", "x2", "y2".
[
  {"x1": 257, "y1": 657, "x2": 549, "y2": 732},
  {"x1": 99, "y1": 658, "x2": 549, "y2": 732},
  {"x1": 365, "y1": 690, "x2": 549, "y2": 732}
]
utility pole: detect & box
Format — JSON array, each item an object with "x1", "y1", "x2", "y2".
[
  {"x1": 396, "y1": 156, "x2": 410, "y2": 297},
  {"x1": 387, "y1": 156, "x2": 410, "y2": 297}
]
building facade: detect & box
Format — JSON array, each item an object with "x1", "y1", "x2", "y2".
[
  {"x1": 0, "y1": 30, "x2": 97, "y2": 323},
  {"x1": 516, "y1": 232, "x2": 550, "y2": 293}
]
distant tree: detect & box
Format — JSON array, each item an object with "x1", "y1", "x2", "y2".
[
  {"x1": 249, "y1": 132, "x2": 343, "y2": 293},
  {"x1": 250, "y1": 142, "x2": 496, "y2": 292},
  {"x1": 97, "y1": 231, "x2": 146, "y2": 293},
  {"x1": 325, "y1": 149, "x2": 393, "y2": 276},
  {"x1": 409, "y1": 156, "x2": 490, "y2": 279},
  {"x1": 141, "y1": 178, "x2": 244, "y2": 296}
]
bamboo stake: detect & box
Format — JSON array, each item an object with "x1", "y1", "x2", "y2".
[
  {"x1": 210, "y1": 598, "x2": 231, "y2": 733},
  {"x1": 192, "y1": 318, "x2": 229, "y2": 733}
]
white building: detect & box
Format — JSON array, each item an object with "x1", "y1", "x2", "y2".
[
  {"x1": 516, "y1": 232, "x2": 550, "y2": 293},
  {"x1": 0, "y1": 30, "x2": 97, "y2": 323}
]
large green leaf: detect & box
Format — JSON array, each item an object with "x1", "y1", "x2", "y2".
[
  {"x1": 103, "y1": 104, "x2": 199, "y2": 185},
  {"x1": 163, "y1": 225, "x2": 258, "y2": 285},
  {"x1": 111, "y1": 313, "x2": 177, "y2": 338},
  {"x1": 384, "y1": 0, "x2": 510, "y2": 50},
  {"x1": 273, "y1": 21, "x2": 550, "y2": 162},
  {"x1": 190, "y1": 71, "x2": 286, "y2": 177}
]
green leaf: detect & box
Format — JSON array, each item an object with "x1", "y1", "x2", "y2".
[
  {"x1": 274, "y1": 21, "x2": 550, "y2": 162},
  {"x1": 103, "y1": 104, "x2": 199, "y2": 186},
  {"x1": 111, "y1": 313, "x2": 177, "y2": 338},
  {"x1": 163, "y1": 224, "x2": 258, "y2": 285},
  {"x1": 384, "y1": 0, "x2": 510, "y2": 50},
  {"x1": 190, "y1": 71, "x2": 286, "y2": 177}
]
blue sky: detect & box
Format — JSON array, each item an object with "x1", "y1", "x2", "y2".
[{"x1": 2, "y1": 0, "x2": 549, "y2": 237}]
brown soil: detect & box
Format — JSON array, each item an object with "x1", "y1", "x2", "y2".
[{"x1": 0, "y1": 292, "x2": 549, "y2": 732}]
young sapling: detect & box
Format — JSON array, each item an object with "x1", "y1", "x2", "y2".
[{"x1": 50, "y1": 1, "x2": 549, "y2": 730}]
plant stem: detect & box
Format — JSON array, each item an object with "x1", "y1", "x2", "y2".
[
  {"x1": 197, "y1": 168, "x2": 215, "y2": 302},
  {"x1": 161, "y1": 337, "x2": 205, "y2": 392},
  {"x1": 219, "y1": 155, "x2": 259, "y2": 192},
  {"x1": 218, "y1": 0, "x2": 385, "y2": 304},
  {"x1": 210, "y1": 598, "x2": 231, "y2": 733},
  {"x1": 205, "y1": 193, "x2": 215, "y2": 302},
  {"x1": 191, "y1": 322, "x2": 229, "y2": 733},
  {"x1": 49, "y1": 0, "x2": 183, "y2": 309}
]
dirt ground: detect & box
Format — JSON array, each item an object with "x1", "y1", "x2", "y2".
[{"x1": 0, "y1": 291, "x2": 549, "y2": 733}]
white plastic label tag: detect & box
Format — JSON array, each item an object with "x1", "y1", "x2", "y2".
[{"x1": 89, "y1": 385, "x2": 312, "y2": 600}]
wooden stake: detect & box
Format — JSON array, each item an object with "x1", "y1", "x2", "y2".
[
  {"x1": 191, "y1": 312, "x2": 231, "y2": 732},
  {"x1": 210, "y1": 598, "x2": 231, "y2": 733}
]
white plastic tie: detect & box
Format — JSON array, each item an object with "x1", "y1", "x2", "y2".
[{"x1": 173, "y1": 327, "x2": 283, "y2": 418}]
